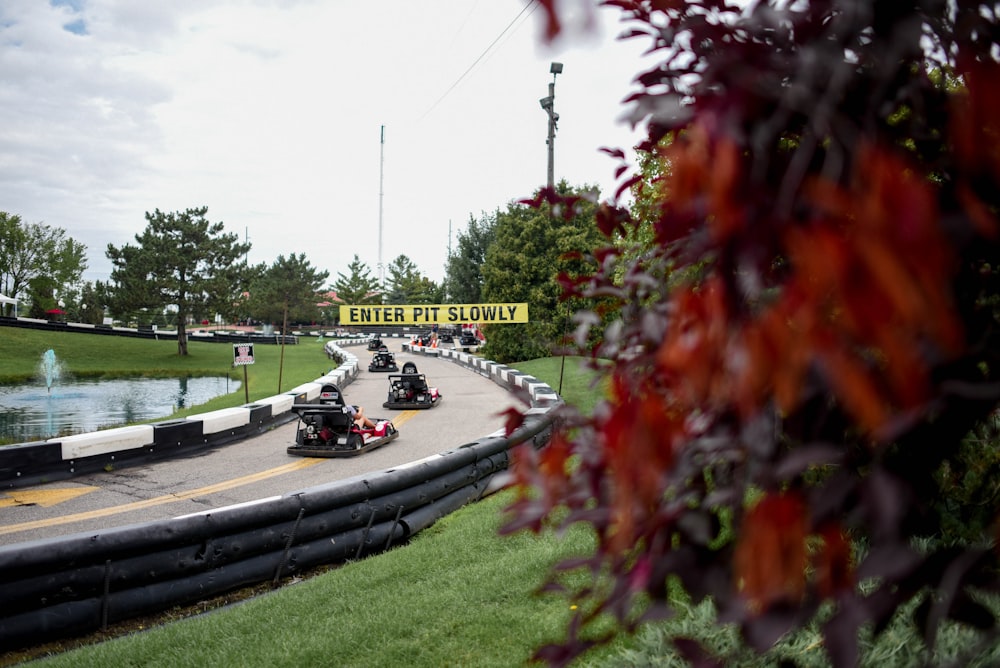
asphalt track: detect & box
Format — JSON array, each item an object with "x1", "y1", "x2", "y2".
[{"x1": 0, "y1": 341, "x2": 526, "y2": 546}]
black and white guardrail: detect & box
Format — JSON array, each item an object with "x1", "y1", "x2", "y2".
[{"x1": 0, "y1": 338, "x2": 561, "y2": 652}]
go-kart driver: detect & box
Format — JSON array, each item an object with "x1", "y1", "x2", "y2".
[{"x1": 346, "y1": 404, "x2": 376, "y2": 429}]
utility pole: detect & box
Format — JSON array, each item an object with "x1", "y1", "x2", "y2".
[
  {"x1": 539, "y1": 62, "x2": 563, "y2": 190},
  {"x1": 540, "y1": 63, "x2": 567, "y2": 392},
  {"x1": 378, "y1": 124, "x2": 386, "y2": 291}
]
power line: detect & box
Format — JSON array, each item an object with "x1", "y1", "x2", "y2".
[{"x1": 416, "y1": 1, "x2": 538, "y2": 122}]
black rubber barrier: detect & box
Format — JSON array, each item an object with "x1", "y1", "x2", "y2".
[
  {"x1": 0, "y1": 441, "x2": 62, "y2": 483},
  {"x1": 0, "y1": 414, "x2": 552, "y2": 652}
]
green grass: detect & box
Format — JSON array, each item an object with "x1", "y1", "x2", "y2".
[
  {"x1": 610, "y1": 588, "x2": 1000, "y2": 667},
  {"x1": 514, "y1": 355, "x2": 610, "y2": 415},
  {"x1": 1, "y1": 327, "x2": 237, "y2": 382}
]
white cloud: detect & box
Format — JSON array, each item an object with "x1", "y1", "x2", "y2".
[{"x1": 0, "y1": 0, "x2": 651, "y2": 287}]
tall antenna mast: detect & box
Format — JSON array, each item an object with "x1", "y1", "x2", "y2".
[{"x1": 378, "y1": 124, "x2": 385, "y2": 291}]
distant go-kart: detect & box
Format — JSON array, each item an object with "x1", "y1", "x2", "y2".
[
  {"x1": 366, "y1": 334, "x2": 383, "y2": 351},
  {"x1": 288, "y1": 384, "x2": 398, "y2": 458},
  {"x1": 368, "y1": 345, "x2": 398, "y2": 372},
  {"x1": 458, "y1": 330, "x2": 479, "y2": 347},
  {"x1": 383, "y1": 362, "x2": 442, "y2": 410}
]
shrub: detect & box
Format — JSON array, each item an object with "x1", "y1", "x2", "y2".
[{"x1": 504, "y1": 2, "x2": 1000, "y2": 666}]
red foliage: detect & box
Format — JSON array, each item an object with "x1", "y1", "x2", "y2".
[
  {"x1": 763, "y1": 144, "x2": 963, "y2": 434},
  {"x1": 815, "y1": 522, "x2": 853, "y2": 599},
  {"x1": 499, "y1": 406, "x2": 526, "y2": 437},
  {"x1": 655, "y1": 277, "x2": 733, "y2": 409},
  {"x1": 505, "y1": 2, "x2": 1000, "y2": 666},
  {"x1": 599, "y1": 374, "x2": 685, "y2": 552},
  {"x1": 734, "y1": 492, "x2": 809, "y2": 610},
  {"x1": 952, "y1": 56, "x2": 1000, "y2": 227}
]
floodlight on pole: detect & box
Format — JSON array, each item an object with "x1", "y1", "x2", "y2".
[
  {"x1": 378, "y1": 124, "x2": 385, "y2": 291},
  {"x1": 540, "y1": 61, "x2": 563, "y2": 190},
  {"x1": 540, "y1": 62, "x2": 568, "y2": 393}
]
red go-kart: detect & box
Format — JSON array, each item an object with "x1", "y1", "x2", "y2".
[{"x1": 288, "y1": 384, "x2": 398, "y2": 457}]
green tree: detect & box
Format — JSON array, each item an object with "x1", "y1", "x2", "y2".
[
  {"x1": 384, "y1": 254, "x2": 441, "y2": 304},
  {"x1": 480, "y1": 183, "x2": 602, "y2": 363},
  {"x1": 53, "y1": 280, "x2": 109, "y2": 325},
  {"x1": 103, "y1": 244, "x2": 156, "y2": 326},
  {"x1": 332, "y1": 254, "x2": 381, "y2": 307},
  {"x1": 247, "y1": 253, "x2": 328, "y2": 392},
  {"x1": 0, "y1": 211, "x2": 87, "y2": 316},
  {"x1": 71, "y1": 281, "x2": 109, "y2": 325},
  {"x1": 248, "y1": 253, "x2": 328, "y2": 329},
  {"x1": 219, "y1": 263, "x2": 264, "y2": 327},
  {"x1": 106, "y1": 206, "x2": 250, "y2": 355},
  {"x1": 26, "y1": 275, "x2": 59, "y2": 319},
  {"x1": 444, "y1": 211, "x2": 498, "y2": 303}
]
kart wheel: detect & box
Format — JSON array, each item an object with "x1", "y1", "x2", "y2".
[{"x1": 348, "y1": 433, "x2": 363, "y2": 450}]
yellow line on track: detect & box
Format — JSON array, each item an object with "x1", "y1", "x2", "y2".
[
  {"x1": 0, "y1": 409, "x2": 421, "y2": 537},
  {"x1": 387, "y1": 410, "x2": 418, "y2": 427},
  {"x1": 0, "y1": 459, "x2": 323, "y2": 536}
]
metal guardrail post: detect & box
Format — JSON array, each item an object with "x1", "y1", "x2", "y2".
[
  {"x1": 273, "y1": 507, "x2": 306, "y2": 586},
  {"x1": 384, "y1": 505, "x2": 404, "y2": 551},
  {"x1": 101, "y1": 559, "x2": 112, "y2": 631},
  {"x1": 356, "y1": 507, "x2": 377, "y2": 560}
]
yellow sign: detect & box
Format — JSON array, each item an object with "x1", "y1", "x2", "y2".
[{"x1": 339, "y1": 303, "x2": 528, "y2": 325}]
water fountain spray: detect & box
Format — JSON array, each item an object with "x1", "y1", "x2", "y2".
[{"x1": 40, "y1": 349, "x2": 60, "y2": 394}]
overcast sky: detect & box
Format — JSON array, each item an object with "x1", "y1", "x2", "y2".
[{"x1": 1, "y1": 1, "x2": 652, "y2": 288}]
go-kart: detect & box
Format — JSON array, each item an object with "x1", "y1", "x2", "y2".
[
  {"x1": 438, "y1": 328, "x2": 455, "y2": 343},
  {"x1": 288, "y1": 384, "x2": 399, "y2": 457},
  {"x1": 383, "y1": 362, "x2": 442, "y2": 410},
  {"x1": 458, "y1": 330, "x2": 479, "y2": 347},
  {"x1": 366, "y1": 334, "x2": 383, "y2": 351},
  {"x1": 368, "y1": 345, "x2": 399, "y2": 372}
]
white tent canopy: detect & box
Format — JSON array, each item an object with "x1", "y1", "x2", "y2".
[{"x1": 0, "y1": 293, "x2": 18, "y2": 316}]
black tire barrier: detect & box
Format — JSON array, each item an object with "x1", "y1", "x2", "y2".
[{"x1": 0, "y1": 419, "x2": 549, "y2": 652}]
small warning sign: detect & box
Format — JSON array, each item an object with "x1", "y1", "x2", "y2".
[{"x1": 233, "y1": 343, "x2": 255, "y2": 366}]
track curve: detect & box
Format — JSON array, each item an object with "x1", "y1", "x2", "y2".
[{"x1": 0, "y1": 342, "x2": 525, "y2": 546}]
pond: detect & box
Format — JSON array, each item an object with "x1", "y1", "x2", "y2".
[{"x1": 0, "y1": 376, "x2": 240, "y2": 443}]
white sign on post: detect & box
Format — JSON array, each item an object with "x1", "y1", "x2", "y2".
[{"x1": 233, "y1": 343, "x2": 255, "y2": 366}]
